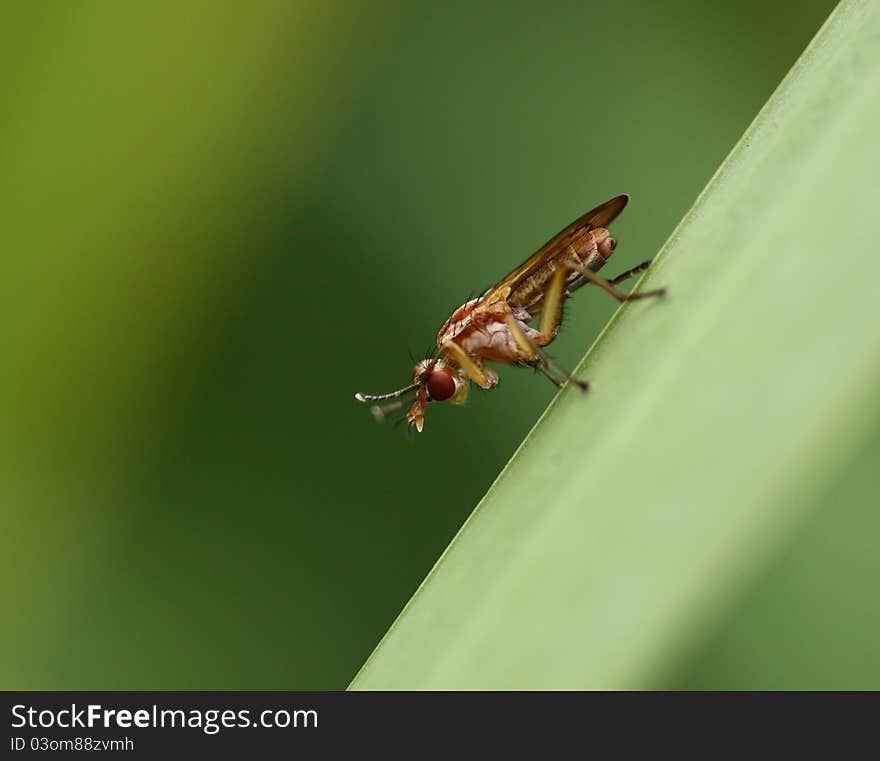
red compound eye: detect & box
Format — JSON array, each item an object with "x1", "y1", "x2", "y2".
[{"x1": 427, "y1": 370, "x2": 456, "y2": 401}]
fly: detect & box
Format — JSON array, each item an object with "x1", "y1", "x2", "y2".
[{"x1": 354, "y1": 194, "x2": 666, "y2": 431}]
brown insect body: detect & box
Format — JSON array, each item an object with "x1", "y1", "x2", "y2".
[
  {"x1": 355, "y1": 195, "x2": 665, "y2": 431},
  {"x1": 505, "y1": 226, "x2": 616, "y2": 311}
]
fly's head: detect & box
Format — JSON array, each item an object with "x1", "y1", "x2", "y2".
[
  {"x1": 354, "y1": 355, "x2": 467, "y2": 432},
  {"x1": 406, "y1": 357, "x2": 468, "y2": 432}
]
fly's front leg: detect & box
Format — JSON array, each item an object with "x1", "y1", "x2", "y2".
[{"x1": 440, "y1": 341, "x2": 498, "y2": 390}]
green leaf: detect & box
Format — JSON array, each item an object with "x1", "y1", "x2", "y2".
[{"x1": 350, "y1": 0, "x2": 880, "y2": 689}]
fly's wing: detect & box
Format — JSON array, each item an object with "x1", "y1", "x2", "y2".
[{"x1": 481, "y1": 194, "x2": 628, "y2": 305}]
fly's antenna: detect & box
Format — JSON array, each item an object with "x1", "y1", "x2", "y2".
[{"x1": 354, "y1": 383, "x2": 420, "y2": 403}]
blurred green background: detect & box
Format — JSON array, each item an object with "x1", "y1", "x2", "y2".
[{"x1": 1, "y1": 0, "x2": 837, "y2": 689}]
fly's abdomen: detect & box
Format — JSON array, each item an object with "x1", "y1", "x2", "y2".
[{"x1": 509, "y1": 228, "x2": 614, "y2": 310}]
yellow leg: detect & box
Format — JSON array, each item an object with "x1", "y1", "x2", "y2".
[
  {"x1": 504, "y1": 259, "x2": 662, "y2": 393},
  {"x1": 563, "y1": 261, "x2": 666, "y2": 303},
  {"x1": 441, "y1": 341, "x2": 497, "y2": 389},
  {"x1": 566, "y1": 259, "x2": 655, "y2": 295},
  {"x1": 537, "y1": 267, "x2": 569, "y2": 345},
  {"x1": 505, "y1": 305, "x2": 588, "y2": 392},
  {"x1": 504, "y1": 316, "x2": 538, "y2": 361},
  {"x1": 534, "y1": 260, "x2": 664, "y2": 346}
]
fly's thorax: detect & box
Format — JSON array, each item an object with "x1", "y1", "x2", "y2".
[{"x1": 436, "y1": 297, "x2": 481, "y2": 346}]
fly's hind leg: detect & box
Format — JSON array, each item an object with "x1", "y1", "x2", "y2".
[
  {"x1": 566, "y1": 259, "x2": 666, "y2": 303},
  {"x1": 508, "y1": 258, "x2": 664, "y2": 392},
  {"x1": 505, "y1": 268, "x2": 589, "y2": 392},
  {"x1": 609, "y1": 259, "x2": 654, "y2": 285},
  {"x1": 566, "y1": 259, "x2": 660, "y2": 295}
]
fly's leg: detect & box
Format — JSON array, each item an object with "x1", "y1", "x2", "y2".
[
  {"x1": 440, "y1": 341, "x2": 498, "y2": 389},
  {"x1": 609, "y1": 259, "x2": 654, "y2": 285},
  {"x1": 505, "y1": 314, "x2": 589, "y2": 392},
  {"x1": 505, "y1": 269, "x2": 589, "y2": 392},
  {"x1": 566, "y1": 259, "x2": 665, "y2": 298},
  {"x1": 535, "y1": 363, "x2": 563, "y2": 389},
  {"x1": 507, "y1": 259, "x2": 663, "y2": 392},
  {"x1": 564, "y1": 260, "x2": 666, "y2": 302}
]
